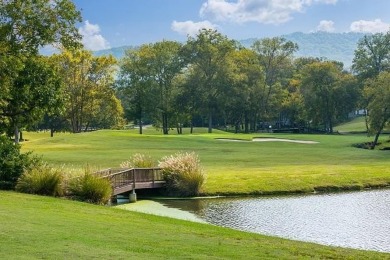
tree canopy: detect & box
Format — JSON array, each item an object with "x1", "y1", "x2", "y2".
[
  {"x1": 352, "y1": 32, "x2": 390, "y2": 79},
  {"x1": 115, "y1": 29, "x2": 366, "y2": 136},
  {"x1": 0, "y1": 0, "x2": 82, "y2": 141}
]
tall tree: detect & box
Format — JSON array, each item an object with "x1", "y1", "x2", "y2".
[
  {"x1": 352, "y1": 32, "x2": 390, "y2": 79},
  {"x1": 183, "y1": 29, "x2": 236, "y2": 133},
  {"x1": 364, "y1": 71, "x2": 390, "y2": 149},
  {"x1": 0, "y1": 55, "x2": 62, "y2": 142},
  {"x1": 149, "y1": 41, "x2": 184, "y2": 135},
  {"x1": 0, "y1": 0, "x2": 81, "y2": 141},
  {"x1": 174, "y1": 68, "x2": 204, "y2": 134},
  {"x1": 251, "y1": 37, "x2": 298, "y2": 121},
  {"x1": 54, "y1": 50, "x2": 122, "y2": 133},
  {"x1": 0, "y1": 0, "x2": 81, "y2": 55},
  {"x1": 300, "y1": 61, "x2": 359, "y2": 133},
  {"x1": 352, "y1": 31, "x2": 390, "y2": 132},
  {"x1": 118, "y1": 41, "x2": 183, "y2": 134},
  {"x1": 224, "y1": 48, "x2": 265, "y2": 133},
  {"x1": 117, "y1": 47, "x2": 155, "y2": 134},
  {"x1": 281, "y1": 78, "x2": 305, "y2": 129}
]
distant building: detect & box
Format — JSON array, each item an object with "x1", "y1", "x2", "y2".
[{"x1": 348, "y1": 109, "x2": 366, "y2": 118}]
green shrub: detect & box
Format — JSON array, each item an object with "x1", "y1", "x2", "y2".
[
  {"x1": 0, "y1": 136, "x2": 41, "y2": 190},
  {"x1": 120, "y1": 153, "x2": 155, "y2": 168},
  {"x1": 67, "y1": 171, "x2": 112, "y2": 205},
  {"x1": 158, "y1": 152, "x2": 205, "y2": 197},
  {"x1": 15, "y1": 164, "x2": 64, "y2": 196}
]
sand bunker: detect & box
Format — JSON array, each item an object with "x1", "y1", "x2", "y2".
[
  {"x1": 216, "y1": 138, "x2": 251, "y2": 142},
  {"x1": 216, "y1": 138, "x2": 319, "y2": 144},
  {"x1": 253, "y1": 138, "x2": 319, "y2": 144}
]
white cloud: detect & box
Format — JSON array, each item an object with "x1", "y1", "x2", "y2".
[
  {"x1": 171, "y1": 20, "x2": 218, "y2": 36},
  {"x1": 316, "y1": 20, "x2": 335, "y2": 32},
  {"x1": 79, "y1": 20, "x2": 110, "y2": 51},
  {"x1": 200, "y1": 0, "x2": 338, "y2": 25},
  {"x1": 350, "y1": 19, "x2": 389, "y2": 33}
]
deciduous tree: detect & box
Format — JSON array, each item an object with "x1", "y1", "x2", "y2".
[
  {"x1": 352, "y1": 31, "x2": 390, "y2": 132},
  {"x1": 364, "y1": 71, "x2": 390, "y2": 149},
  {"x1": 54, "y1": 50, "x2": 122, "y2": 133},
  {"x1": 183, "y1": 29, "x2": 236, "y2": 133},
  {"x1": 224, "y1": 48, "x2": 265, "y2": 132},
  {"x1": 118, "y1": 41, "x2": 183, "y2": 134},
  {"x1": 0, "y1": 55, "x2": 62, "y2": 142},
  {"x1": 0, "y1": 0, "x2": 81, "y2": 141},
  {"x1": 251, "y1": 37, "x2": 298, "y2": 121},
  {"x1": 352, "y1": 32, "x2": 390, "y2": 79},
  {"x1": 300, "y1": 61, "x2": 359, "y2": 133}
]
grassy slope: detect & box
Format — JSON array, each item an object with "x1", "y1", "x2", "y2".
[
  {"x1": 1, "y1": 191, "x2": 388, "y2": 259},
  {"x1": 334, "y1": 117, "x2": 367, "y2": 133},
  {"x1": 21, "y1": 129, "x2": 390, "y2": 195}
]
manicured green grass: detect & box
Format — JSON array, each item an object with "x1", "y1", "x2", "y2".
[
  {"x1": 334, "y1": 116, "x2": 390, "y2": 133},
  {"x1": 21, "y1": 130, "x2": 390, "y2": 195},
  {"x1": 334, "y1": 117, "x2": 367, "y2": 133},
  {"x1": 1, "y1": 191, "x2": 388, "y2": 259}
]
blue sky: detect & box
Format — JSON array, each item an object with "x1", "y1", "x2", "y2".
[{"x1": 73, "y1": 0, "x2": 390, "y2": 51}]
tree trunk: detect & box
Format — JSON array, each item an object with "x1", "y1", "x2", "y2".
[
  {"x1": 208, "y1": 110, "x2": 213, "y2": 133},
  {"x1": 371, "y1": 130, "x2": 381, "y2": 149},
  {"x1": 176, "y1": 123, "x2": 183, "y2": 134},
  {"x1": 138, "y1": 107, "x2": 143, "y2": 134},
  {"x1": 370, "y1": 118, "x2": 387, "y2": 149},
  {"x1": 328, "y1": 116, "x2": 333, "y2": 134},
  {"x1": 244, "y1": 112, "x2": 249, "y2": 133},
  {"x1": 253, "y1": 114, "x2": 258, "y2": 132},
  {"x1": 139, "y1": 121, "x2": 143, "y2": 135},
  {"x1": 50, "y1": 128, "x2": 54, "y2": 137},
  {"x1": 162, "y1": 112, "x2": 169, "y2": 135},
  {"x1": 14, "y1": 126, "x2": 19, "y2": 144},
  {"x1": 364, "y1": 109, "x2": 370, "y2": 136},
  {"x1": 84, "y1": 122, "x2": 90, "y2": 132}
]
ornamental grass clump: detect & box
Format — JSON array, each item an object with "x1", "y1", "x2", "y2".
[
  {"x1": 120, "y1": 153, "x2": 156, "y2": 168},
  {"x1": 158, "y1": 152, "x2": 205, "y2": 197},
  {"x1": 67, "y1": 170, "x2": 112, "y2": 205},
  {"x1": 15, "y1": 164, "x2": 64, "y2": 197}
]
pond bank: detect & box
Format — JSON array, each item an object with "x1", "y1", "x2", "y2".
[
  {"x1": 200, "y1": 183, "x2": 390, "y2": 197},
  {"x1": 115, "y1": 200, "x2": 206, "y2": 223},
  {"x1": 160, "y1": 189, "x2": 390, "y2": 253}
]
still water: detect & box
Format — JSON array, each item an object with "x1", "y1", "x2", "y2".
[{"x1": 161, "y1": 189, "x2": 390, "y2": 252}]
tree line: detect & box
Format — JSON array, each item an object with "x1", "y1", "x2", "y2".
[
  {"x1": 1, "y1": 1, "x2": 389, "y2": 148},
  {"x1": 116, "y1": 28, "x2": 389, "y2": 146}
]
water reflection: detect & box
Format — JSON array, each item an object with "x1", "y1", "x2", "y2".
[{"x1": 161, "y1": 190, "x2": 390, "y2": 252}]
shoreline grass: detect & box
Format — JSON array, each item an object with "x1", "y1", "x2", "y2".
[
  {"x1": 1, "y1": 191, "x2": 388, "y2": 259},
  {"x1": 20, "y1": 130, "x2": 390, "y2": 196}
]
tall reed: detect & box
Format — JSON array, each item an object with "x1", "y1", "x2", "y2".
[
  {"x1": 120, "y1": 153, "x2": 156, "y2": 168},
  {"x1": 159, "y1": 152, "x2": 205, "y2": 197},
  {"x1": 67, "y1": 169, "x2": 112, "y2": 205},
  {"x1": 16, "y1": 164, "x2": 64, "y2": 196}
]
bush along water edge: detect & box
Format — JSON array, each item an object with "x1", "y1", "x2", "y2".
[{"x1": 158, "y1": 152, "x2": 205, "y2": 197}]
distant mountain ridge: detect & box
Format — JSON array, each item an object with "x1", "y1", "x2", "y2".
[
  {"x1": 240, "y1": 32, "x2": 366, "y2": 68},
  {"x1": 94, "y1": 32, "x2": 367, "y2": 68},
  {"x1": 94, "y1": 45, "x2": 137, "y2": 59}
]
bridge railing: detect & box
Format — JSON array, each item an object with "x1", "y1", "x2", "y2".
[{"x1": 98, "y1": 167, "x2": 164, "y2": 190}]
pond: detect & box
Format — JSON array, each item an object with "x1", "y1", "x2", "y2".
[{"x1": 160, "y1": 189, "x2": 390, "y2": 253}]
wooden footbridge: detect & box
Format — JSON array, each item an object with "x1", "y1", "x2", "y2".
[{"x1": 95, "y1": 167, "x2": 165, "y2": 196}]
